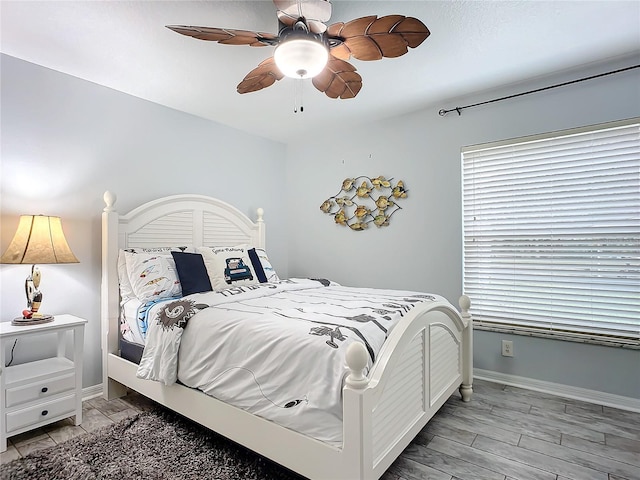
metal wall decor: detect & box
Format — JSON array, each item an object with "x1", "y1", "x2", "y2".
[{"x1": 320, "y1": 176, "x2": 407, "y2": 230}]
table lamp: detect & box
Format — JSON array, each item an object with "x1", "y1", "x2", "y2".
[{"x1": 1, "y1": 215, "x2": 79, "y2": 325}]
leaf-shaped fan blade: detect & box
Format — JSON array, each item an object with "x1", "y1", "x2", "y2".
[
  {"x1": 274, "y1": 0, "x2": 331, "y2": 33},
  {"x1": 237, "y1": 57, "x2": 285, "y2": 94},
  {"x1": 166, "y1": 25, "x2": 278, "y2": 46},
  {"x1": 328, "y1": 43, "x2": 351, "y2": 61},
  {"x1": 327, "y1": 15, "x2": 430, "y2": 61},
  {"x1": 312, "y1": 56, "x2": 362, "y2": 99}
]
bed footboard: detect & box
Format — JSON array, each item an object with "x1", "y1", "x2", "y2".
[{"x1": 343, "y1": 296, "x2": 473, "y2": 479}]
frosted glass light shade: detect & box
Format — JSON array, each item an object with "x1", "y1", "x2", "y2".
[
  {"x1": 274, "y1": 38, "x2": 329, "y2": 79},
  {"x1": 0, "y1": 215, "x2": 79, "y2": 264}
]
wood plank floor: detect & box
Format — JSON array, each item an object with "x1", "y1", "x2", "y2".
[
  {"x1": 384, "y1": 380, "x2": 640, "y2": 480},
  {"x1": 2, "y1": 379, "x2": 639, "y2": 480}
]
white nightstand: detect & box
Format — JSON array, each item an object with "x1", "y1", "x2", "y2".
[{"x1": 0, "y1": 314, "x2": 87, "y2": 453}]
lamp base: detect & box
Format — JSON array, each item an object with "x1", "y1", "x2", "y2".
[{"x1": 12, "y1": 314, "x2": 54, "y2": 326}]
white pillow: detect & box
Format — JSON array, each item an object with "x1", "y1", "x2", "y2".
[
  {"x1": 197, "y1": 245, "x2": 258, "y2": 291},
  {"x1": 124, "y1": 251, "x2": 182, "y2": 301},
  {"x1": 252, "y1": 247, "x2": 280, "y2": 283},
  {"x1": 117, "y1": 247, "x2": 188, "y2": 302}
]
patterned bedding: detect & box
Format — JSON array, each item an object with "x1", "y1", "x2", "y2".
[{"x1": 133, "y1": 278, "x2": 441, "y2": 446}]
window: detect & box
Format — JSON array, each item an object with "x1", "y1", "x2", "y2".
[{"x1": 462, "y1": 119, "x2": 639, "y2": 347}]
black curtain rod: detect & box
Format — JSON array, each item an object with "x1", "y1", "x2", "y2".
[{"x1": 438, "y1": 64, "x2": 640, "y2": 117}]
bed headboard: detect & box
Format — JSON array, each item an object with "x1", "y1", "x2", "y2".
[
  {"x1": 112, "y1": 193, "x2": 264, "y2": 249},
  {"x1": 100, "y1": 191, "x2": 265, "y2": 394}
]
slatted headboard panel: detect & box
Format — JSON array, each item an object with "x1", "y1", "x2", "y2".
[
  {"x1": 124, "y1": 211, "x2": 195, "y2": 248},
  {"x1": 117, "y1": 195, "x2": 264, "y2": 249}
]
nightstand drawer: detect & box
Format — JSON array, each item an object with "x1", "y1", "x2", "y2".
[
  {"x1": 5, "y1": 373, "x2": 76, "y2": 408},
  {"x1": 5, "y1": 394, "x2": 76, "y2": 433}
]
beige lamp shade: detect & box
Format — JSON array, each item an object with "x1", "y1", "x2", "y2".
[{"x1": 0, "y1": 215, "x2": 79, "y2": 264}]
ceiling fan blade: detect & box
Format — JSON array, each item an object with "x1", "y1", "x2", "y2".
[
  {"x1": 327, "y1": 15, "x2": 430, "y2": 61},
  {"x1": 274, "y1": 0, "x2": 331, "y2": 33},
  {"x1": 312, "y1": 56, "x2": 362, "y2": 99},
  {"x1": 328, "y1": 43, "x2": 351, "y2": 61},
  {"x1": 237, "y1": 57, "x2": 285, "y2": 94},
  {"x1": 166, "y1": 25, "x2": 278, "y2": 46}
]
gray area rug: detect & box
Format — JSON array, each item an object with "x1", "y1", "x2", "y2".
[{"x1": 1, "y1": 408, "x2": 304, "y2": 480}]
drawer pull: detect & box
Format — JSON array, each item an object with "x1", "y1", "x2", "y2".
[
  {"x1": 41, "y1": 387, "x2": 49, "y2": 393},
  {"x1": 41, "y1": 410, "x2": 49, "y2": 416}
]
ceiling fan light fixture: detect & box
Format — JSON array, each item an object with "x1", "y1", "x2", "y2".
[{"x1": 274, "y1": 38, "x2": 329, "y2": 79}]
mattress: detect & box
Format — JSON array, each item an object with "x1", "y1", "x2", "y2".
[{"x1": 120, "y1": 337, "x2": 144, "y2": 364}]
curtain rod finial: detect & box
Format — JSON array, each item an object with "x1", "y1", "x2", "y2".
[{"x1": 438, "y1": 107, "x2": 463, "y2": 116}]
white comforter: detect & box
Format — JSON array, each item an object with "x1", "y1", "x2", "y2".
[{"x1": 136, "y1": 278, "x2": 440, "y2": 445}]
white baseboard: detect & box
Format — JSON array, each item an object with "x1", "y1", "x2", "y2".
[
  {"x1": 474, "y1": 368, "x2": 640, "y2": 413},
  {"x1": 83, "y1": 383, "x2": 103, "y2": 401}
]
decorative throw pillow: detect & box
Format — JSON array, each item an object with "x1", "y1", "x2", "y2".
[
  {"x1": 118, "y1": 247, "x2": 188, "y2": 302},
  {"x1": 248, "y1": 247, "x2": 281, "y2": 283},
  {"x1": 197, "y1": 245, "x2": 258, "y2": 291},
  {"x1": 124, "y1": 251, "x2": 182, "y2": 301},
  {"x1": 171, "y1": 251, "x2": 213, "y2": 296}
]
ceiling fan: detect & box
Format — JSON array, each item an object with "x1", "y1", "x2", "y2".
[{"x1": 166, "y1": 0, "x2": 430, "y2": 100}]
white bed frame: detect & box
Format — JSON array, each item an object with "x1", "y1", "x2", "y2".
[{"x1": 101, "y1": 191, "x2": 473, "y2": 480}]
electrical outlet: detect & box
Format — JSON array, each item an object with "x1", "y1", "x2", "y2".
[{"x1": 502, "y1": 340, "x2": 514, "y2": 357}]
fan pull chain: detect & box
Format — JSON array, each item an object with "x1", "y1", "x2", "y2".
[
  {"x1": 293, "y1": 77, "x2": 304, "y2": 114},
  {"x1": 300, "y1": 77, "x2": 304, "y2": 113}
]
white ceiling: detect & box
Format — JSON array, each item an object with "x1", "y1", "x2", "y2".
[{"x1": 2, "y1": 1, "x2": 639, "y2": 143}]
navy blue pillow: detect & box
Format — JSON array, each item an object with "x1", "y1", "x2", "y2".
[
  {"x1": 171, "y1": 251, "x2": 212, "y2": 296},
  {"x1": 248, "y1": 248, "x2": 268, "y2": 283}
]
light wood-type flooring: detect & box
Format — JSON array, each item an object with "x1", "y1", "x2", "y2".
[
  {"x1": 2, "y1": 380, "x2": 638, "y2": 480},
  {"x1": 385, "y1": 380, "x2": 640, "y2": 480}
]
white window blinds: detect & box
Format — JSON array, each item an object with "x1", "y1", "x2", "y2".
[{"x1": 462, "y1": 119, "x2": 640, "y2": 346}]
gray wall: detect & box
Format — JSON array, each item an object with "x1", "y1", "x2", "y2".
[
  {"x1": 285, "y1": 54, "x2": 640, "y2": 399},
  {"x1": 0, "y1": 54, "x2": 287, "y2": 388},
  {"x1": 474, "y1": 331, "x2": 638, "y2": 398}
]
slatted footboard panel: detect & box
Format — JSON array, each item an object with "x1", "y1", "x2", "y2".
[
  {"x1": 370, "y1": 320, "x2": 463, "y2": 468},
  {"x1": 372, "y1": 330, "x2": 425, "y2": 463},
  {"x1": 429, "y1": 323, "x2": 461, "y2": 406}
]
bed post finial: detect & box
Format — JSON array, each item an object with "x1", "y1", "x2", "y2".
[
  {"x1": 459, "y1": 295, "x2": 471, "y2": 317},
  {"x1": 103, "y1": 191, "x2": 117, "y2": 212},
  {"x1": 256, "y1": 208, "x2": 265, "y2": 248},
  {"x1": 345, "y1": 341, "x2": 369, "y2": 389}
]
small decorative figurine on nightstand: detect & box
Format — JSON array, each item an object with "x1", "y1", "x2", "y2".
[
  {"x1": 25, "y1": 264, "x2": 42, "y2": 310},
  {"x1": 15, "y1": 266, "x2": 53, "y2": 326}
]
